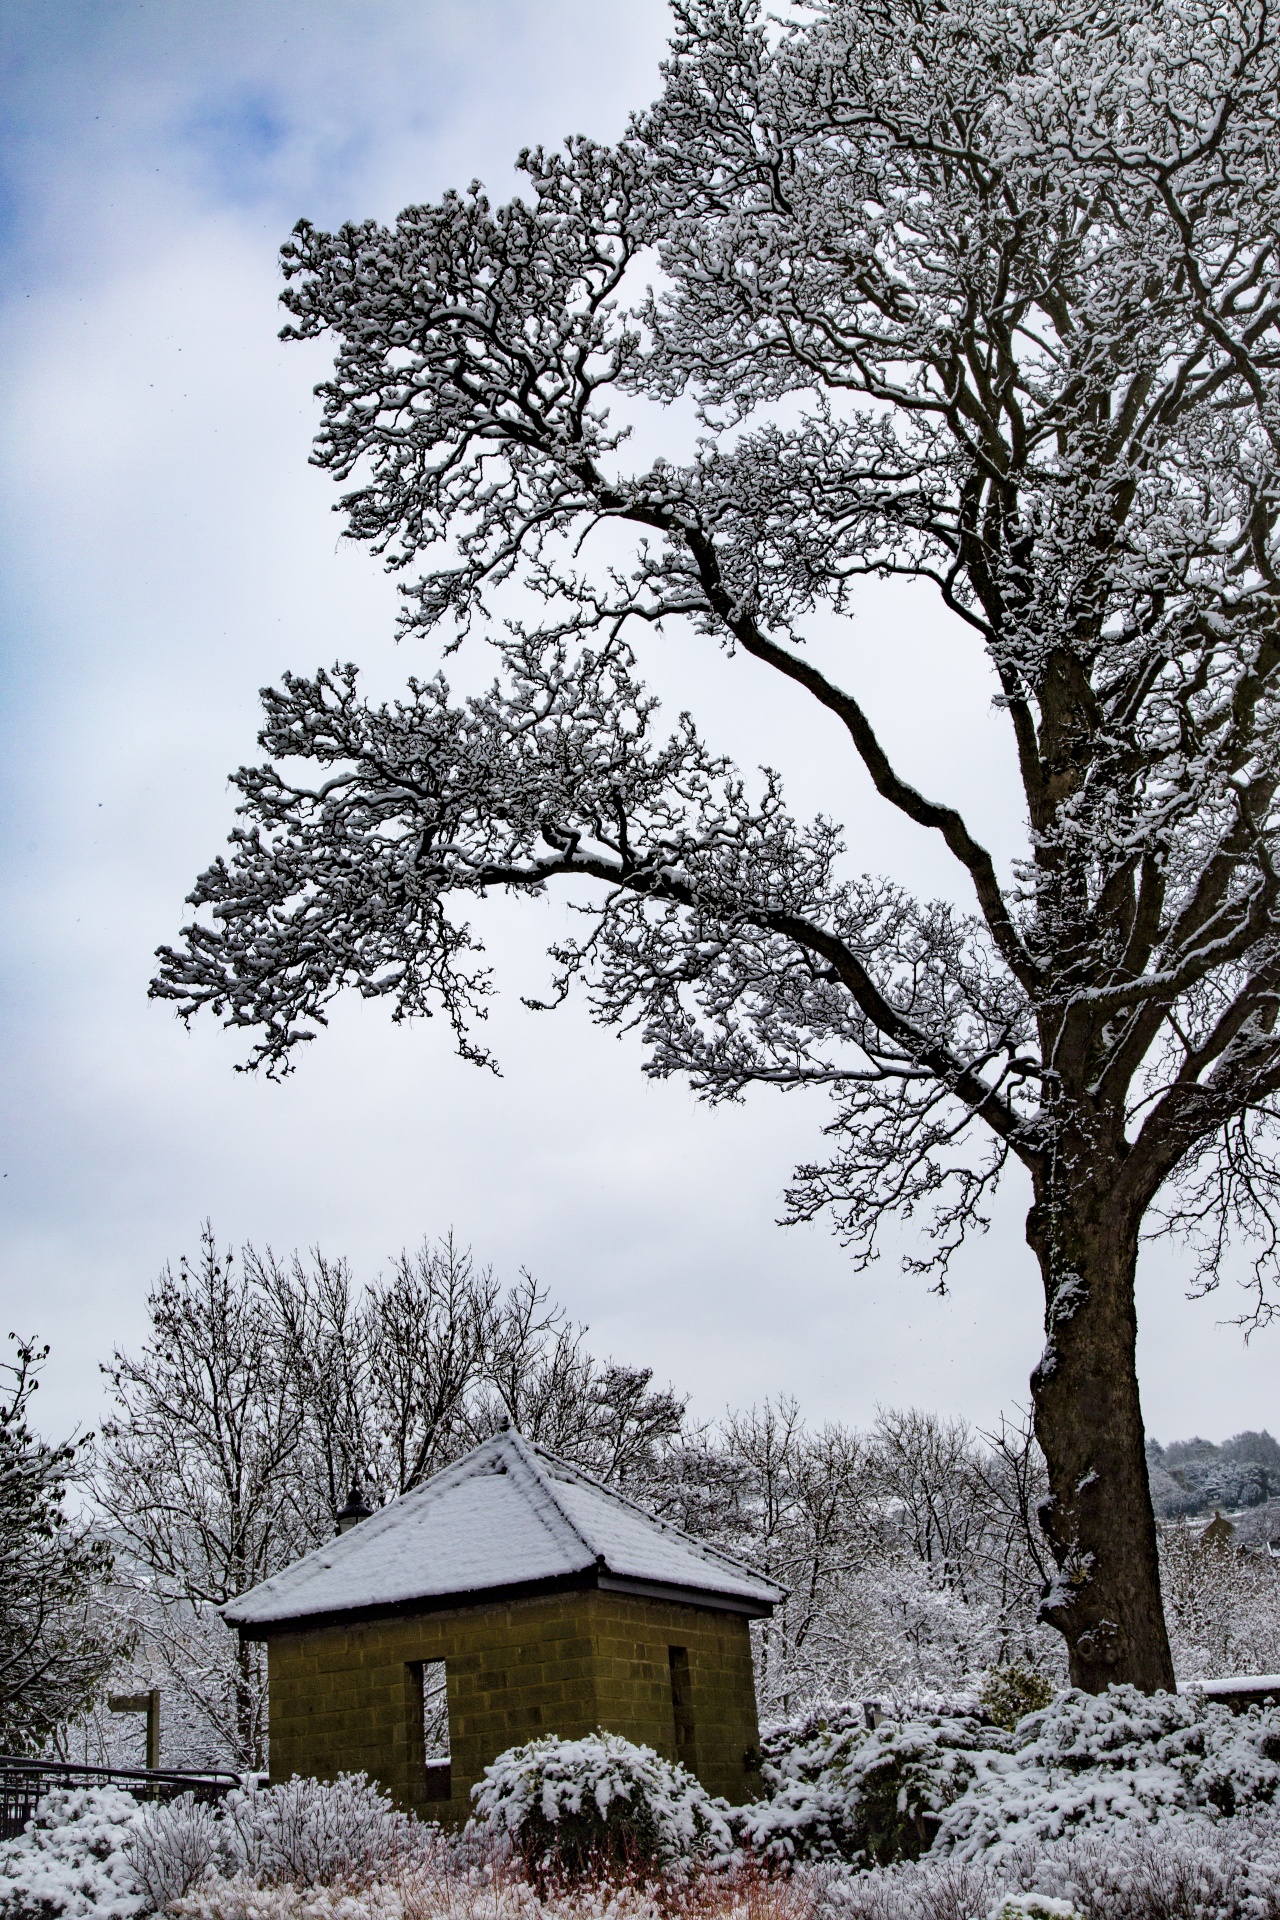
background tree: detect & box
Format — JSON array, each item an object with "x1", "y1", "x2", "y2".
[
  {"x1": 0, "y1": 1338, "x2": 126, "y2": 1753},
  {"x1": 257, "y1": 1234, "x2": 685, "y2": 1502},
  {"x1": 694, "y1": 1401, "x2": 886, "y2": 1714},
  {"x1": 675, "y1": 1400, "x2": 1059, "y2": 1712},
  {"x1": 97, "y1": 1232, "x2": 306, "y2": 1769},
  {"x1": 96, "y1": 1224, "x2": 1067, "y2": 1764},
  {"x1": 1147, "y1": 1429, "x2": 1280, "y2": 1520},
  {"x1": 96, "y1": 1227, "x2": 686, "y2": 1764},
  {"x1": 1158, "y1": 1518, "x2": 1280, "y2": 1680},
  {"x1": 153, "y1": 0, "x2": 1280, "y2": 1691}
]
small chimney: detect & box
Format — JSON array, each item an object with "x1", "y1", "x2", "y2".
[{"x1": 336, "y1": 1482, "x2": 373, "y2": 1535}]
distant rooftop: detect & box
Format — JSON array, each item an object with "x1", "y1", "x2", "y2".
[{"x1": 224, "y1": 1429, "x2": 784, "y2": 1633}]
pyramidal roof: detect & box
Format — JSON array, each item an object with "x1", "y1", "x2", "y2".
[{"x1": 224, "y1": 1429, "x2": 783, "y2": 1632}]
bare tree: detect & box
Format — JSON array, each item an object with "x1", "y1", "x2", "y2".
[
  {"x1": 254, "y1": 1234, "x2": 686, "y2": 1505},
  {"x1": 361, "y1": 1236, "x2": 501, "y2": 1495},
  {"x1": 250, "y1": 1245, "x2": 368, "y2": 1543},
  {"x1": 682, "y1": 1400, "x2": 842, "y2": 1712},
  {"x1": 97, "y1": 1231, "x2": 305, "y2": 1767},
  {"x1": 1159, "y1": 1521, "x2": 1280, "y2": 1680},
  {"x1": 96, "y1": 1226, "x2": 687, "y2": 1764},
  {"x1": 873, "y1": 1410, "x2": 992, "y2": 1597},
  {"x1": 0, "y1": 1339, "x2": 126, "y2": 1753},
  {"x1": 869, "y1": 1407, "x2": 1058, "y2": 1686},
  {"x1": 701, "y1": 1402, "x2": 904, "y2": 1708},
  {"x1": 153, "y1": 0, "x2": 1280, "y2": 1690},
  {"x1": 472, "y1": 1271, "x2": 687, "y2": 1487},
  {"x1": 672, "y1": 1399, "x2": 1056, "y2": 1711},
  {"x1": 972, "y1": 1411, "x2": 1056, "y2": 1666},
  {"x1": 730, "y1": 1407, "x2": 885, "y2": 1714},
  {"x1": 93, "y1": 1576, "x2": 268, "y2": 1772}
]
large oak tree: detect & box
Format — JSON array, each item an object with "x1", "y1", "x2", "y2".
[{"x1": 154, "y1": 0, "x2": 1280, "y2": 1690}]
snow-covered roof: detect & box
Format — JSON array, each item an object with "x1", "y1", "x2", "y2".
[{"x1": 224, "y1": 1430, "x2": 784, "y2": 1631}]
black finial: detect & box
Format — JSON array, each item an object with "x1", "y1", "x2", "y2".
[{"x1": 336, "y1": 1482, "x2": 373, "y2": 1535}]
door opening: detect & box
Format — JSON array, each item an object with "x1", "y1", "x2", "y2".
[
  {"x1": 668, "y1": 1646, "x2": 696, "y2": 1772},
  {"x1": 410, "y1": 1659, "x2": 451, "y2": 1801}
]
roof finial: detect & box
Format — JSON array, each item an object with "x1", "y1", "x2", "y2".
[
  {"x1": 336, "y1": 1481, "x2": 373, "y2": 1535},
  {"x1": 497, "y1": 1412, "x2": 511, "y2": 1432}
]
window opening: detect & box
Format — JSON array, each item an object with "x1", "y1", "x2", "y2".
[
  {"x1": 412, "y1": 1660, "x2": 451, "y2": 1800},
  {"x1": 668, "y1": 1646, "x2": 695, "y2": 1771}
]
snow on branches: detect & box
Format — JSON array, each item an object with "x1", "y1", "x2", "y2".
[
  {"x1": 151, "y1": 0, "x2": 1280, "y2": 1686},
  {"x1": 153, "y1": 0, "x2": 1280, "y2": 1288}
]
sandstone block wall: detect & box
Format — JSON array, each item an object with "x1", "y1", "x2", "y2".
[{"x1": 263, "y1": 1588, "x2": 761, "y2": 1817}]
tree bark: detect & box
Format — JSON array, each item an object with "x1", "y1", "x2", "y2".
[{"x1": 1027, "y1": 1169, "x2": 1175, "y2": 1693}]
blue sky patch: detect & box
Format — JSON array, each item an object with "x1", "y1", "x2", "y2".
[{"x1": 179, "y1": 87, "x2": 291, "y2": 206}]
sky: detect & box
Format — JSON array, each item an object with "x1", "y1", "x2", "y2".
[{"x1": 1, "y1": 0, "x2": 1276, "y2": 1456}]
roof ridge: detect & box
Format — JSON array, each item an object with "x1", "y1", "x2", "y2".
[
  {"x1": 496, "y1": 1429, "x2": 599, "y2": 1568},
  {"x1": 520, "y1": 1435, "x2": 780, "y2": 1591}
]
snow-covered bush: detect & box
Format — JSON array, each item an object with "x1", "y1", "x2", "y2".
[
  {"x1": 168, "y1": 1879, "x2": 408, "y2": 1920},
  {"x1": 0, "y1": 1785, "x2": 145, "y2": 1920},
  {"x1": 746, "y1": 1686, "x2": 1280, "y2": 1868},
  {"x1": 758, "y1": 1704, "x2": 872, "y2": 1781},
  {"x1": 221, "y1": 1776, "x2": 427, "y2": 1888},
  {"x1": 0, "y1": 1773, "x2": 440, "y2": 1916},
  {"x1": 1025, "y1": 1817, "x2": 1280, "y2": 1920},
  {"x1": 990, "y1": 1900, "x2": 1080, "y2": 1920},
  {"x1": 741, "y1": 1711, "x2": 1005, "y2": 1865},
  {"x1": 166, "y1": 1863, "x2": 825, "y2": 1920},
  {"x1": 977, "y1": 1667, "x2": 1054, "y2": 1735},
  {"x1": 822, "y1": 1855, "x2": 1002, "y2": 1920},
  {"x1": 122, "y1": 1796, "x2": 224, "y2": 1910},
  {"x1": 470, "y1": 1734, "x2": 732, "y2": 1883},
  {"x1": 824, "y1": 1812, "x2": 1280, "y2": 1920},
  {"x1": 933, "y1": 1686, "x2": 1280, "y2": 1858}
]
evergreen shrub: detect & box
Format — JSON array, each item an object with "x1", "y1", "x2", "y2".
[{"x1": 470, "y1": 1733, "x2": 732, "y2": 1884}]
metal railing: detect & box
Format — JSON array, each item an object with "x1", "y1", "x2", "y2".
[{"x1": 0, "y1": 1754, "x2": 241, "y2": 1841}]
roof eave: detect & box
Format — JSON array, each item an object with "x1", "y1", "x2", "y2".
[
  {"x1": 226, "y1": 1564, "x2": 780, "y2": 1640},
  {"x1": 594, "y1": 1571, "x2": 780, "y2": 1617}
]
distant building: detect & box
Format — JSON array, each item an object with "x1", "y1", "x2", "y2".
[
  {"x1": 1200, "y1": 1510, "x2": 1237, "y2": 1550},
  {"x1": 223, "y1": 1429, "x2": 783, "y2": 1817}
]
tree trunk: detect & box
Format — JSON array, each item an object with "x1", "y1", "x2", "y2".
[
  {"x1": 1027, "y1": 1182, "x2": 1175, "y2": 1693},
  {"x1": 236, "y1": 1634, "x2": 266, "y2": 1773}
]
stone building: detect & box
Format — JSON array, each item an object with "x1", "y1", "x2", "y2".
[{"x1": 223, "y1": 1429, "x2": 783, "y2": 1818}]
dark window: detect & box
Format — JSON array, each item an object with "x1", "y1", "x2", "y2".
[
  {"x1": 669, "y1": 1646, "x2": 695, "y2": 1771},
  {"x1": 409, "y1": 1660, "x2": 451, "y2": 1800}
]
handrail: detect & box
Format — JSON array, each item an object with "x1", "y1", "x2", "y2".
[{"x1": 0, "y1": 1754, "x2": 242, "y2": 1841}]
